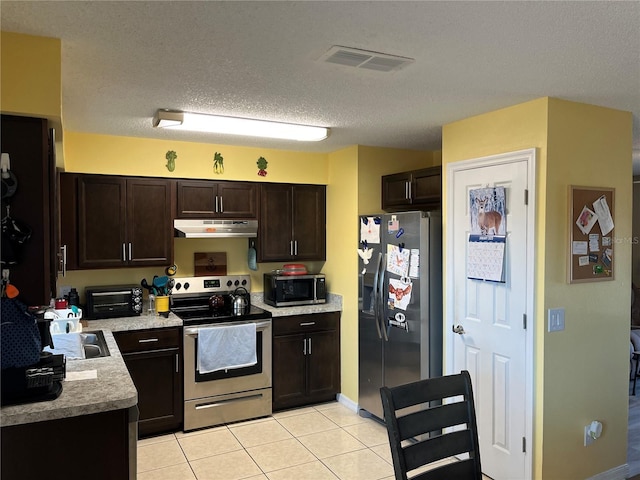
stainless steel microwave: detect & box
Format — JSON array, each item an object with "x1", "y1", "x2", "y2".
[{"x1": 263, "y1": 273, "x2": 326, "y2": 307}]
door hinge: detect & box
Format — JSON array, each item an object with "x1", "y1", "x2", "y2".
[
  {"x1": 523, "y1": 313, "x2": 527, "y2": 330},
  {"x1": 524, "y1": 189, "x2": 529, "y2": 205},
  {"x1": 522, "y1": 436, "x2": 526, "y2": 453}
]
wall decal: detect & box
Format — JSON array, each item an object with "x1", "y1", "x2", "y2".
[
  {"x1": 257, "y1": 156, "x2": 268, "y2": 177},
  {"x1": 213, "y1": 152, "x2": 224, "y2": 174},
  {"x1": 165, "y1": 150, "x2": 177, "y2": 172}
]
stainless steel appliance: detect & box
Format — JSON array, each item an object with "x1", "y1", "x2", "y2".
[
  {"x1": 170, "y1": 275, "x2": 272, "y2": 431},
  {"x1": 263, "y1": 273, "x2": 326, "y2": 307},
  {"x1": 358, "y1": 211, "x2": 442, "y2": 420},
  {"x1": 85, "y1": 284, "x2": 143, "y2": 319}
]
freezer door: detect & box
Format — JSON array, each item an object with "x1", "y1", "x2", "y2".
[{"x1": 358, "y1": 312, "x2": 384, "y2": 419}]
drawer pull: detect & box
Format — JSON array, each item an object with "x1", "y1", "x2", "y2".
[
  {"x1": 300, "y1": 322, "x2": 316, "y2": 327},
  {"x1": 138, "y1": 338, "x2": 159, "y2": 343}
]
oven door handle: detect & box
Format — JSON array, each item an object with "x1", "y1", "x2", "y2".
[{"x1": 184, "y1": 320, "x2": 271, "y2": 337}]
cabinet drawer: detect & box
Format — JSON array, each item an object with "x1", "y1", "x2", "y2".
[
  {"x1": 114, "y1": 327, "x2": 181, "y2": 353},
  {"x1": 273, "y1": 313, "x2": 339, "y2": 336}
]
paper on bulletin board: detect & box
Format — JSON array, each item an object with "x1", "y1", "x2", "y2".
[
  {"x1": 575, "y1": 206, "x2": 598, "y2": 235},
  {"x1": 467, "y1": 234, "x2": 506, "y2": 282},
  {"x1": 388, "y1": 278, "x2": 412, "y2": 311},
  {"x1": 387, "y1": 244, "x2": 410, "y2": 277},
  {"x1": 360, "y1": 217, "x2": 381, "y2": 244},
  {"x1": 593, "y1": 195, "x2": 614, "y2": 236}
]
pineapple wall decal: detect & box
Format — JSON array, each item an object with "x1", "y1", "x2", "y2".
[{"x1": 257, "y1": 156, "x2": 268, "y2": 177}]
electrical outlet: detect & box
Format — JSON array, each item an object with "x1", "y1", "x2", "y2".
[
  {"x1": 59, "y1": 285, "x2": 72, "y2": 298},
  {"x1": 548, "y1": 308, "x2": 565, "y2": 332}
]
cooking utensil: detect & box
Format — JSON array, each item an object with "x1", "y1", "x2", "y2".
[
  {"x1": 230, "y1": 287, "x2": 250, "y2": 315},
  {"x1": 208, "y1": 294, "x2": 225, "y2": 310}
]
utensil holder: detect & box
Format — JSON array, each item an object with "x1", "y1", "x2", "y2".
[{"x1": 156, "y1": 296, "x2": 169, "y2": 317}]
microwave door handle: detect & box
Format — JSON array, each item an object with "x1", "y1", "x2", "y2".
[{"x1": 90, "y1": 290, "x2": 137, "y2": 296}]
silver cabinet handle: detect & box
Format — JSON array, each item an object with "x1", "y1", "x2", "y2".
[
  {"x1": 303, "y1": 338, "x2": 307, "y2": 355},
  {"x1": 408, "y1": 181, "x2": 412, "y2": 199},
  {"x1": 60, "y1": 245, "x2": 67, "y2": 277},
  {"x1": 294, "y1": 240, "x2": 298, "y2": 256},
  {"x1": 300, "y1": 322, "x2": 316, "y2": 327},
  {"x1": 290, "y1": 240, "x2": 294, "y2": 256},
  {"x1": 122, "y1": 243, "x2": 126, "y2": 262},
  {"x1": 215, "y1": 195, "x2": 219, "y2": 213},
  {"x1": 453, "y1": 325, "x2": 466, "y2": 335},
  {"x1": 308, "y1": 337, "x2": 312, "y2": 355},
  {"x1": 219, "y1": 196, "x2": 223, "y2": 213},
  {"x1": 128, "y1": 242, "x2": 132, "y2": 261},
  {"x1": 138, "y1": 338, "x2": 159, "y2": 343},
  {"x1": 175, "y1": 353, "x2": 179, "y2": 373}
]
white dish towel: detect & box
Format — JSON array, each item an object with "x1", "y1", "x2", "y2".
[{"x1": 197, "y1": 323, "x2": 257, "y2": 374}]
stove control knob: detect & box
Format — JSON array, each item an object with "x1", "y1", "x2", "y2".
[
  {"x1": 241, "y1": 279, "x2": 247, "y2": 286},
  {"x1": 175, "y1": 283, "x2": 181, "y2": 291},
  {"x1": 234, "y1": 280, "x2": 240, "y2": 286},
  {"x1": 227, "y1": 280, "x2": 233, "y2": 287},
  {"x1": 184, "y1": 282, "x2": 190, "y2": 290}
]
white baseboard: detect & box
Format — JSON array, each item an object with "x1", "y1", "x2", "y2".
[
  {"x1": 585, "y1": 464, "x2": 629, "y2": 480},
  {"x1": 336, "y1": 393, "x2": 358, "y2": 413}
]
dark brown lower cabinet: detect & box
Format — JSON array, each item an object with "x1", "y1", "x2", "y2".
[
  {"x1": 115, "y1": 327, "x2": 183, "y2": 437},
  {"x1": 272, "y1": 312, "x2": 340, "y2": 411},
  {"x1": 1, "y1": 407, "x2": 137, "y2": 480}
]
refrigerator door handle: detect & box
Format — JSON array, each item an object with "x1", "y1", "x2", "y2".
[
  {"x1": 372, "y1": 252, "x2": 383, "y2": 339},
  {"x1": 378, "y1": 253, "x2": 389, "y2": 342}
]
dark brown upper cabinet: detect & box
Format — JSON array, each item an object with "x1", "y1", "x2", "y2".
[
  {"x1": 258, "y1": 183, "x2": 326, "y2": 262},
  {"x1": 382, "y1": 166, "x2": 441, "y2": 212},
  {"x1": 177, "y1": 180, "x2": 258, "y2": 219},
  {"x1": 60, "y1": 174, "x2": 173, "y2": 269}
]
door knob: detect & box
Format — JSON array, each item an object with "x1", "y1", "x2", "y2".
[{"x1": 452, "y1": 325, "x2": 466, "y2": 335}]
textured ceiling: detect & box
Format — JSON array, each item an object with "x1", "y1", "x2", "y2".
[{"x1": 2, "y1": 1, "x2": 639, "y2": 171}]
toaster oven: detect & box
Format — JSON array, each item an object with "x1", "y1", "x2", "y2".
[{"x1": 85, "y1": 285, "x2": 143, "y2": 319}]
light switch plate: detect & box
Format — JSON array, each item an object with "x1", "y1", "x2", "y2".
[{"x1": 548, "y1": 308, "x2": 565, "y2": 332}]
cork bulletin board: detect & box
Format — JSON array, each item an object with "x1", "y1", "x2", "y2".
[{"x1": 569, "y1": 185, "x2": 615, "y2": 283}]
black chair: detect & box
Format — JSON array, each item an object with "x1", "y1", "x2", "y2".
[{"x1": 380, "y1": 370, "x2": 482, "y2": 480}]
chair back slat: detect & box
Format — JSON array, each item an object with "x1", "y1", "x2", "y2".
[
  {"x1": 380, "y1": 370, "x2": 482, "y2": 480},
  {"x1": 396, "y1": 401, "x2": 470, "y2": 440}
]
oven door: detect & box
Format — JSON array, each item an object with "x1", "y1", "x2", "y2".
[{"x1": 183, "y1": 320, "x2": 272, "y2": 402}]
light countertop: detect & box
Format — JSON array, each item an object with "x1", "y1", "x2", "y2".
[{"x1": 1, "y1": 296, "x2": 341, "y2": 427}]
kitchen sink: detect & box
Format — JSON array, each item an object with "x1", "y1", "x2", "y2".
[{"x1": 80, "y1": 331, "x2": 110, "y2": 358}]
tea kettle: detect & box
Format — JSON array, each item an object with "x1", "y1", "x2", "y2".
[{"x1": 231, "y1": 287, "x2": 250, "y2": 315}]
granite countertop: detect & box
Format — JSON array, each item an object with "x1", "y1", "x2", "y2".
[
  {"x1": 1, "y1": 297, "x2": 341, "y2": 427},
  {"x1": 1, "y1": 329, "x2": 137, "y2": 427},
  {"x1": 251, "y1": 293, "x2": 342, "y2": 317}
]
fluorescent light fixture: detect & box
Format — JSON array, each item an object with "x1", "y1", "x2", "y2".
[{"x1": 153, "y1": 110, "x2": 329, "y2": 142}]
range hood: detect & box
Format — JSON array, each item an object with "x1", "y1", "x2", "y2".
[{"x1": 174, "y1": 219, "x2": 258, "y2": 238}]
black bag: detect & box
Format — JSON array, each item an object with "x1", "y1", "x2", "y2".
[{"x1": 1, "y1": 297, "x2": 41, "y2": 369}]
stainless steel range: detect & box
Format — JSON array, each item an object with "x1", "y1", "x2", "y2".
[{"x1": 170, "y1": 275, "x2": 272, "y2": 431}]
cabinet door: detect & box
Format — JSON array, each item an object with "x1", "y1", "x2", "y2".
[
  {"x1": 78, "y1": 175, "x2": 127, "y2": 268},
  {"x1": 177, "y1": 180, "x2": 216, "y2": 217},
  {"x1": 307, "y1": 329, "x2": 341, "y2": 401},
  {"x1": 126, "y1": 178, "x2": 173, "y2": 266},
  {"x1": 272, "y1": 333, "x2": 306, "y2": 410},
  {"x1": 292, "y1": 185, "x2": 326, "y2": 260},
  {"x1": 258, "y1": 184, "x2": 293, "y2": 262},
  {"x1": 122, "y1": 348, "x2": 182, "y2": 437},
  {"x1": 412, "y1": 167, "x2": 441, "y2": 208},
  {"x1": 381, "y1": 172, "x2": 412, "y2": 210},
  {"x1": 0, "y1": 115, "x2": 54, "y2": 305},
  {"x1": 217, "y1": 182, "x2": 258, "y2": 218}
]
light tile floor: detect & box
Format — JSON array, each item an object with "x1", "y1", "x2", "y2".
[{"x1": 137, "y1": 402, "x2": 396, "y2": 480}]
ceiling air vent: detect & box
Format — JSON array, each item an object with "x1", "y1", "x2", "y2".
[{"x1": 319, "y1": 46, "x2": 414, "y2": 73}]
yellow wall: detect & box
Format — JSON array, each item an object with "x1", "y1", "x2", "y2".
[
  {"x1": 442, "y1": 97, "x2": 633, "y2": 479},
  {"x1": 325, "y1": 146, "x2": 359, "y2": 400},
  {"x1": 1, "y1": 31, "x2": 61, "y2": 119}
]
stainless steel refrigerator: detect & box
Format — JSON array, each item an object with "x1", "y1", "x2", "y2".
[{"x1": 358, "y1": 210, "x2": 442, "y2": 420}]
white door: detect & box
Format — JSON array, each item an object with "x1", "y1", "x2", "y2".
[{"x1": 446, "y1": 149, "x2": 535, "y2": 480}]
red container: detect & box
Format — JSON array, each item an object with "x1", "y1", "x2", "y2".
[{"x1": 54, "y1": 298, "x2": 68, "y2": 309}]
